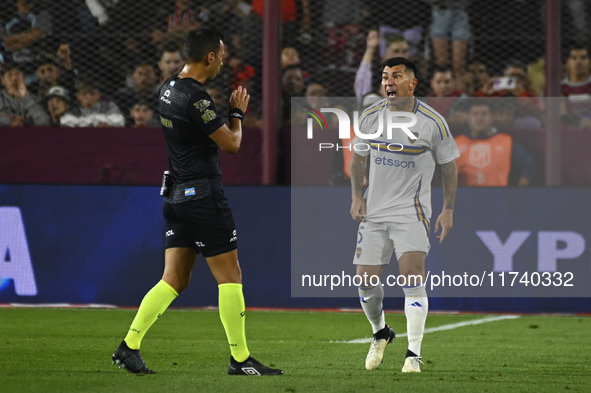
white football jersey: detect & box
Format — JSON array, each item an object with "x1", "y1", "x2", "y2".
[{"x1": 353, "y1": 97, "x2": 460, "y2": 225}]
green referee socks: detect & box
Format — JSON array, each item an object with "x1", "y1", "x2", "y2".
[
  {"x1": 218, "y1": 283, "x2": 250, "y2": 362},
  {"x1": 124, "y1": 280, "x2": 179, "y2": 350}
]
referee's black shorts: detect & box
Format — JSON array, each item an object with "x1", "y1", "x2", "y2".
[{"x1": 163, "y1": 184, "x2": 237, "y2": 258}]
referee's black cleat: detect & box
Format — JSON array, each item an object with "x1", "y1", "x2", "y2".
[
  {"x1": 112, "y1": 341, "x2": 157, "y2": 375},
  {"x1": 228, "y1": 356, "x2": 284, "y2": 375}
]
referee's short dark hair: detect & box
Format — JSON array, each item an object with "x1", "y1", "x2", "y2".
[
  {"x1": 381, "y1": 57, "x2": 417, "y2": 79},
  {"x1": 184, "y1": 28, "x2": 225, "y2": 64}
]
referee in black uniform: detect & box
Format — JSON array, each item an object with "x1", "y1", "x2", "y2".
[{"x1": 112, "y1": 28, "x2": 283, "y2": 376}]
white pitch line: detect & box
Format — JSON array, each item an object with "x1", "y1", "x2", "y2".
[{"x1": 332, "y1": 315, "x2": 520, "y2": 344}]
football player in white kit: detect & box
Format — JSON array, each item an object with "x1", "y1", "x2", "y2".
[{"x1": 350, "y1": 57, "x2": 459, "y2": 372}]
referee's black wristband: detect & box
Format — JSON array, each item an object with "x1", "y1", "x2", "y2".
[{"x1": 228, "y1": 108, "x2": 244, "y2": 123}]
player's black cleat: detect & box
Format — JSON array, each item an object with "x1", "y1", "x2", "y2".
[
  {"x1": 227, "y1": 356, "x2": 284, "y2": 375},
  {"x1": 112, "y1": 341, "x2": 157, "y2": 375}
]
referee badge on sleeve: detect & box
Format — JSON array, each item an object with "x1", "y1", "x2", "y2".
[{"x1": 356, "y1": 247, "x2": 362, "y2": 259}]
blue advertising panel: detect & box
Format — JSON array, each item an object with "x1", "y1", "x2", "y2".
[
  {"x1": 1, "y1": 184, "x2": 589, "y2": 313},
  {"x1": 292, "y1": 187, "x2": 591, "y2": 299},
  {"x1": 0, "y1": 185, "x2": 292, "y2": 308}
]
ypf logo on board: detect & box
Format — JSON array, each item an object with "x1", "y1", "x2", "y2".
[{"x1": 0, "y1": 207, "x2": 37, "y2": 296}]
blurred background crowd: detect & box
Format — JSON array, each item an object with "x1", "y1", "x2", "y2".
[{"x1": 0, "y1": 0, "x2": 589, "y2": 185}]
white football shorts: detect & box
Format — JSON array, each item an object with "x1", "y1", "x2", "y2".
[{"x1": 353, "y1": 220, "x2": 430, "y2": 265}]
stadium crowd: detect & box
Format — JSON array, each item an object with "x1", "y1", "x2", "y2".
[{"x1": 0, "y1": 0, "x2": 589, "y2": 184}]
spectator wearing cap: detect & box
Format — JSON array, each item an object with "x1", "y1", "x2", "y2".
[
  {"x1": 0, "y1": 0, "x2": 53, "y2": 84},
  {"x1": 30, "y1": 44, "x2": 78, "y2": 100},
  {"x1": 129, "y1": 100, "x2": 159, "y2": 127},
  {"x1": 60, "y1": 78, "x2": 124, "y2": 127},
  {"x1": 0, "y1": 63, "x2": 49, "y2": 126},
  {"x1": 116, "y1": 63, "x2": 159, "y2": 125},
  {"x1": 45, "y1": 85, "x2": 69, "y2": 126}
]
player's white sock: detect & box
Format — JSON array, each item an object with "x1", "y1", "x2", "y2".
[
  {"x1": 403, "y1": 284, "x2": 428, "y2": 356},
  {"x1": 359, "y1": 283, "x2": 385, "y2": 334}
]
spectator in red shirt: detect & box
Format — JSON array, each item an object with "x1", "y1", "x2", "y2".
[
  {"x1": 475, "y1": 60, "x2": 541, "y2": 125},
  {"x1": 560, "y1": 44, "x2": 591, "y2": 128},
  {"x1": 151, "y1": 0, "x2": 203, "y2": 50},
  {"x1": 476, "y1": 61, "x2": 537, "y2": 99},
  {"x1": 464, "y1": 62, "x2": 490, "y2": 96},
  {"x1": 424, "y1": 65, "x2": 463, "y2": 114}
]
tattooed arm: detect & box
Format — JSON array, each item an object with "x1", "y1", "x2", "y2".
[
  {"x1": 350, "y1": 152, "x2": 368, "y2": 222},
  {"x1": 434, "y1": 160, "x2": 457, "y2": 242}
]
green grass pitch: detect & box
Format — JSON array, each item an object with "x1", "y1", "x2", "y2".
[{"x1": 0, "y1": 308, "x2": 589, "y2": 392}]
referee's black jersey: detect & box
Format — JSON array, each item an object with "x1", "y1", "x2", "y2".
[{"x1": 158, "y1": 74, "x2": 225, "y2": 183}]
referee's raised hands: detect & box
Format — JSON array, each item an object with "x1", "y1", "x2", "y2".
[{"x1": 230, "y1": 86, "x2": 250, "y2": 112}]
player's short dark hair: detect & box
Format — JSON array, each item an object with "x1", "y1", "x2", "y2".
[
  {"x1": 431, "y1": 65, "x2": 454, "y2": 79},
  {"x1": 381, "y1": 57, "x2": 417, "y2": 79},
  {"x1": 466, "y1": 99, "x2": 493, "y2": 113},
  {"x1": 184, "y1": 28, "x2": 225, "y2": 64}
]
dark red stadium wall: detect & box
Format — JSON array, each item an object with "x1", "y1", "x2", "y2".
[
  {"x1": 1, "y1": 127, "x2": 590, "y2": 186},
  {"x1": 0, "y1": 127, "x2": 262, "y2": 185},
  {"x1": 508, "y1": 129, "x2": 591, "y2": 187}
]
